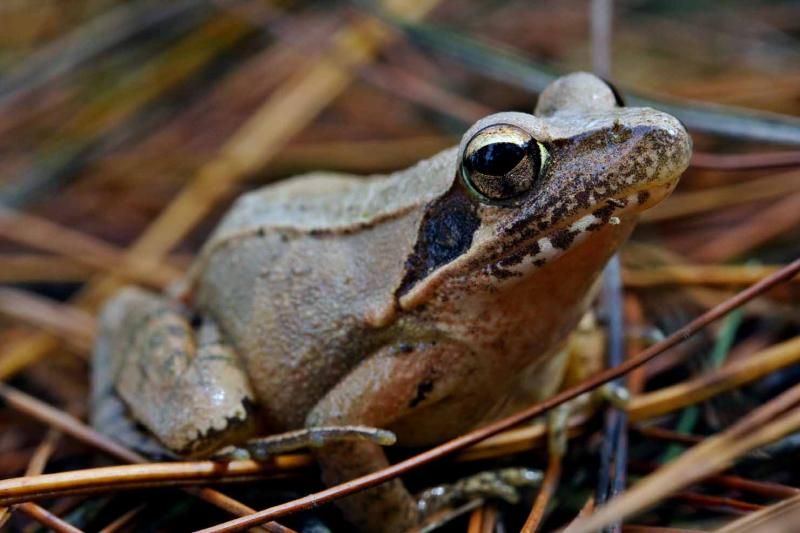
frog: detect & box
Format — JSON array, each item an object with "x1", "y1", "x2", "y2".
[{"x1": 92, "y1": 72, "x2": 691, "y2": 532}]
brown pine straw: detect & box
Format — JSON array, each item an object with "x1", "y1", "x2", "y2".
[
  {"x1": 628, "y1": 334, "x2": 800, "y2": 420},
  {"x1": 641, "y1": 169, "x2": 800, "y2": 223},
  {"x1": 0, "y1": 288, "x2": 95, "y2": 353},
  {"x1": 521, "y1": 454, "x2": 562, "y2": 533},
  {"x1": 192, "y1": 258, "x2": 800, "y2": 533},
  {"x1": 11, "y1": 427, "x2": 85, "y2": 532},
  {"x1": 690, "y1": 190, "x2": 800, "y2": 263},
  {"x1": 623, "y1": 263, "x2": 800, "y2": 288},
  {"x1": 716, "y1": 493, "x2": 800, "y2": 532},
  {"x1": 690, "y1": 150, "x2": 800, "y2": 169},
  {"x1": 16, "y1": 502, "x2": 84, "y2": 533},
  {"x1": 670, "y1": 491, "x2": 762, "y2": 514},
  {"x1": 0, "y1": 206, "x2": 181, "y2": 290},
  {"x1": 0, "y1": 383, "x2": 294, "y2": 533},
  {"x1": 568, "y1": 374, "x2": 800, "y2": 531},
  {"x1": 0, "y1": 458, "x2": 311, "y2": 506}
]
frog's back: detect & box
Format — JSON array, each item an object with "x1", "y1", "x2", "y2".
[
  {"x1": 192, "y1": 148, "x2": 458, "y2": 429},
  {"x1": 205, "y1": 147, "x2": 458, "y2": 247}
]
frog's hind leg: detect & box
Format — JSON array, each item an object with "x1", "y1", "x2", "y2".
[{"x1": 91, "y1": 287, "x2": 257, "y2": 458}]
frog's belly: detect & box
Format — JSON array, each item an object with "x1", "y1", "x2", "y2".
[{"x1": 384, "y1": 345, "x2": 569, "y2": 447}]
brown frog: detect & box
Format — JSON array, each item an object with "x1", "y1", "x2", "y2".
[{"x1": 92, "y1": 72, "x2": 691, "y2": 531}]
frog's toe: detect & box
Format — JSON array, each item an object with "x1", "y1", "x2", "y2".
[
  {"x1": 416, "y1": 467, "x2": 543, "y2": 519},
  {"x1": 214, "y1": 426, "x2": 397, "y2": 462},
  {"x1": 210, "y1": 445, "x2": 252, "y2": 462},
  {"x1": 599, "y1": 382, "x2": 631, "y2": 409}
]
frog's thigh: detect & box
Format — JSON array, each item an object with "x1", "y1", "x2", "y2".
[
  {"x1": 92, "y1": 287, "x2": 257, "y2": 457},
  {"x1": 306, "y1": 341, "x2": 475, "y2": 533}
]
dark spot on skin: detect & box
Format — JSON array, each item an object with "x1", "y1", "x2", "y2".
[
  {"x1": 397, "y1": 182, "x2": 480, "y2": 297},
  {"x1": 256, "y1": 228, "x2": 266, "y2": 237},
  {"x1": 189, "y1": 313, "x2": 203, "y2": 329},
  {"x1": 574, "y1": 190, "x2": 591, "y2": 209},
  {"x1": 592, "y1": 203, "x2": 616, "y2": 223},
  {"x1": 551, "y1": 229, "x2": 577, "y2": 250},
  {"x1": 489, "y1": 264, "x2": 518, "y2": 280},
  {"x1": 398, "y1": 343, "x2": 414, "y2": 354},
  {"x1": 602, "y1": 78, "x2": 626, "y2": 107},
  {"x1": 409, "y1": 380, "x2": 434, "y2": 408},
  {"x1": 638, "y1": 190, "x2": 650, "y2": 205}
]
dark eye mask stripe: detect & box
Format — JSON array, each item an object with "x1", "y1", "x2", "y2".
[{"x1": 396, "y1": 183, "x2": 480, "y2": 298}]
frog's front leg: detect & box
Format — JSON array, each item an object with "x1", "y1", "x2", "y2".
[
  {"x1": 92, "y1": 287, "x2": 257, "y2": 457},
  {"x1": 305, "y1": 340, "x2": 490, "y2": 533}
]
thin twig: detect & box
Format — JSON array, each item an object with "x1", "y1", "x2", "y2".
[{"x1": 0, "y1": 458, "x2": 311, "y2": 506}]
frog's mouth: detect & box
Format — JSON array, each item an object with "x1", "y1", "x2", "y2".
[
  {"x1": 499, "y1": 177, "x2": 679, "y2": 272},
  {"x1": 397, "y1": 176, "x2": 679, "y2": 311}
]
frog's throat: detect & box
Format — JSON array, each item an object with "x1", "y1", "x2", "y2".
[{"x1": 397, "y1": 178, "x2": 676, "y2": 311}]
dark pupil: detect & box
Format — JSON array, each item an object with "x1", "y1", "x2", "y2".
[{"x1": 468, "y1": 142, "x2": 526, "y2": 176}]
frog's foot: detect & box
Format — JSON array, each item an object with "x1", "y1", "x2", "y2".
[
  {"x1": 92, "y1": 287, "x2": 258, "y2": 458},
  {"x1": 416, "y1": 467, "x2": 543, "y2": 521},
  {"x1": 546, "y1": 383, "x2": 630, "y2": 457},
  {"x1": 211, "y1": 426, "x2": 396, "y2": 461}
]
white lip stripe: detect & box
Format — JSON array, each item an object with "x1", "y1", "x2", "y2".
[{"x1": 570, "y1": 214, "x2": 600, "y2": 233}]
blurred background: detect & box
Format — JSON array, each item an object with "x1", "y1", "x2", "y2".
[{"x1": 1, "y1": 1, "x2": 800, "y2": 532}]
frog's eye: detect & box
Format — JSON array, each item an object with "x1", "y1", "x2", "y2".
[{"x1": 460, "y1": 124, "x2": 548, "y2": 203}]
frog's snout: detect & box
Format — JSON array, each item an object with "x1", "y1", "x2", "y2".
[{"x1": 636, "y1": 111, "x2": 692, "y2": 188}]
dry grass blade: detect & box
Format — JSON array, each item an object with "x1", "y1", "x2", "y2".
[
  {"x1": 716, "y1": 493, "x2": 800, "y2": 532},
  {"x1": 0, "y1": 288, "x2": 95, "y2": 353},
  {"x1": 9, "y1": 429, "x2": 83, "y2": 533},
  {"x1": 0, "y1": 254, "x2": 192, "y2": 284},
  {"x1": 272, "y1": 136, "x2": 455, "y2": 175},
  {"x1": 641, "y1": 170, "x2": 800, "y2": 223},
  {"x1": 628, "y1": 334, "x2": 800, "y2": 420},
  {"x1": 690, "y1": 150, "x2": 800, "y2": 169},
  {"x1": 0, "y1": 457, "x2": 311, "y2": 506},
  {"x1": 0, "y1": 207, "x2": 181, "y2": 289},
  {"x1": 623, "y1": 264, "x2": 799, "y2": 287},
  {"x1": 690, "y1": 190, "x2": 800, "y2": 263},
  {"x1": 0, "y1": 383, "x2": 289, "y2": 532},
  {"x1": 567, "y1": 381, "x2": 800, "y2": 532},
  {"x1": 16, "y1": 502, "x2": 85, "y2": 533},
  {"x1": 192, "y1": 259, "x2": 800, "y2": 533}
]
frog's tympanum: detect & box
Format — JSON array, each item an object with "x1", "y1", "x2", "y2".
[{"x1": 93, "y1": 73, "x2": 691, "y2": 532}]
